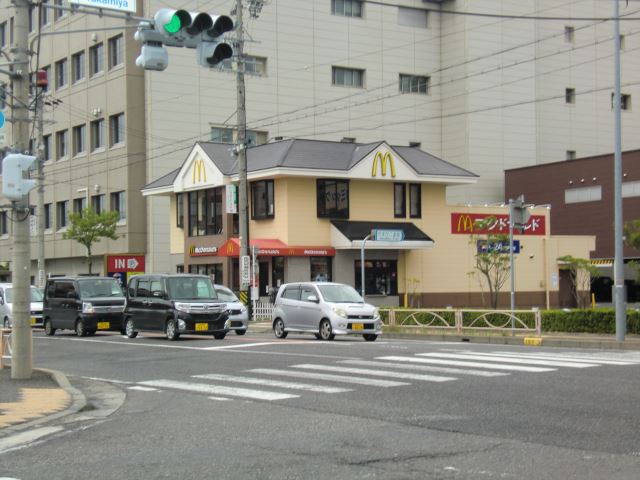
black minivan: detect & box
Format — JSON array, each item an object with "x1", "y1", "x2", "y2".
[
  {"x1": 124, "y1": 274, "x2": 229, "y2": 341},
  {"x1": 43, "y1": 276, "x2": 126, "y2": 336}
]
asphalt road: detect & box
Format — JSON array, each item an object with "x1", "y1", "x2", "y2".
[{"x1": 2, "y1": 330, "x2": 640, "y2": 480}]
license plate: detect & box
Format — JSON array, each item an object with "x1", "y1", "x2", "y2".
[
  {"x1": 195, "y1": 323, "x2": 208, "y2": 331},
  {"x1": 352, "y1": 323, "x2": 363, "y2": 331},
  {"x1": 30, "y1": 317, "x2": 36, "y2": 325},
  {"x1": 97, "y1": 322, "x2": 110, "y2": 330}
]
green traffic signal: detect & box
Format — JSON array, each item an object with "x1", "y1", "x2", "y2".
[{"x1": 164, "y1": 13, "x2": 182, "y2": 34}]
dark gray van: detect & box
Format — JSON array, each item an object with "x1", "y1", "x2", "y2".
[
  {"x1": 124, "y1": 274, "x2": 229, "y2": 341},
  {"x1": 43, "y1": 276, "x2": 126, "y2": 336}
]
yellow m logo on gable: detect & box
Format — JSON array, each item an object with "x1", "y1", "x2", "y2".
[
  {"x1": 192, "y1": 158, "x2": 207, "y2": 183},
  {"x1": 371, "y1": 152, "x2": 396, "y2": 178}
]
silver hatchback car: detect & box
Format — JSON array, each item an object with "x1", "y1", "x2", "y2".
[
  {"x1": 271, "y1": 282, "x2": 382, "y2": 341},
  {"x1": 214, "y1": 284, "x2": 248, "y2": 335}
]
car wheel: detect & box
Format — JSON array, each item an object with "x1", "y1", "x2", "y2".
[
  {"x1": 125, "y1": 318, "x2": 138, "y2": 339},
  {"x1": 3, "y1": 317, "x2": 10, "y2": 329},
  {"x1": 319, "y1": 319, "x2": 334, "y2": 341},
  {"x1": 75, "y1": 319, "x2": 87, "y2": 337},
  {"x1": 235, "y1": 329, "x2": 247, "y2": 336},
  {"x1": 213, "y1": 332, "x2": 226, "y2": 340},
  {"x1": 273, "y1": 318, "x2": 288, "y2": 339},
  {"x1": 363, "y1": 334, "x2": 378, "y2": 342},
  {"x1": 44, "y1": 319, "x2": 56, "y2": 336},
  {"x1": 165, "y1": 319, "x2": 180, "y2": 341}
]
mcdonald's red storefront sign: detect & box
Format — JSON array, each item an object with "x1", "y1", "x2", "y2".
[
  {"x1": 218, "y1": 238, "x2": 335, "y2": 257},
  {"x1": 451, "y1": 213, "x2": 546, "y2": 235}
]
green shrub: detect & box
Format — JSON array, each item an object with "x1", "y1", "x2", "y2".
[{"x1": 541, "y1": 308, "x2": 640, "y2": 334}]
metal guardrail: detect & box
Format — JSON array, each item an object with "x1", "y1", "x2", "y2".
[
  {"x1": 1, "y1": 328, "x2": 11, "y2": 368},
  {"x1": 381, "y1": 308, "x2": 541, "y2": 336}
]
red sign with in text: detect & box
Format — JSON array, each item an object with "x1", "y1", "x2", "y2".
[{"x1": 106, "y1": 254, "x2": 146, "y2": 272}]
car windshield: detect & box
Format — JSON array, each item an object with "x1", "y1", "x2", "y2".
[
  {"x1": 317, "y1": 284, "x2": 364, "y2": 303},
  {"x1": 4, "y1": 287, "x2": 44, "y2": 303},
  {"x1": 215, "y1": 286, "x2": 238, "y2": 302},
  {"x1": 167, "y1": 277, "x2": 218, "y2": 300},
  {"x1": 78, "y1": 279, "x2": 124, "y2": 298}
]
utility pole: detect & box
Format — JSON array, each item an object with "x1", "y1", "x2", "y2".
[
  {"x1": 35, "y1": 72, "x2": 45, "y2": 290},
  {"x1": 11, "y1": 0, "x2": 33, "y2": 379},
  {"x1": 236, "y1": 0, "x2": 251, "y2": 313}
]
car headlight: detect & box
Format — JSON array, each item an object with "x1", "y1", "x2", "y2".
[
  {"x1": 82, "y1": 302, "x2": 95, "y2": 314},
  {"x1": 240, "y1": 306, "x2": 247, "y2": 313},
  {"x1": 374, "y1": 308, "x2": 380, "y2": 320},
  {"x1": 174, "y1": 302, "x2": 191, "y2": 313},
  {"x1": 331, "y1": 306, "x2": 347, "y2": 319},
  {"x1": 178, "y1": 319, "x2": 186, "y2": 330}
]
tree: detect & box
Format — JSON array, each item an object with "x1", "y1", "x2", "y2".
[
  {"x1": 63, "y1": 208, "x2": 119, "y2": 275},
  {"x1": 624, "y1": 219, "x2": 640, "y2": 251},
  {"x1": 557, "y1": 255, "x2": 600, "y2": 309},
  {"x1": 468, "y1": 217, "x2": 511, "y2": 309}
]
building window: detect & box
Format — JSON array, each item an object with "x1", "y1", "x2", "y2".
[
  {"x1": 40, "y1": 0, "x2": 50, "y2": 27},
  {"x1": 564, "y1": 25, "x2": 575, "y2": 43},
  {"x1": 210, "y1": 126, "x2": 267, "y2": 146},
  {"x1": 0, "y1": 211, "x2": 7, "y2": 236},
  {"x1": 394, "y1": 183, "x2": 406, "y2": 218},
  {"x1": 44, "y1": 203, "x2": 51, "y2": 229},
  {"x1": 565, "y1": 88, "x2": 575, "y2": 104},
  {"x1": 354, "y1": 260, "x2": 398, "y2": 296},
  {"x1": 176, "y1": 193, "x2": 184, "y2": 228},
  {"x1": 398, "y1": 7, "x2": 427, "y2": 28},
  {"x1": 409, "y1": 183, "x2": 421, "y2": 218},
  {"x1": 317, "y1": 179, "x2": 349, "y2": 218},
  {"x1": 55, "y1": 58, "x2": 67, "y2": 90},
  {"x1": 109, "y1": 113, "x2": 124, "y2": 146},
  {"x1": 332, "y1": 67, "x2": 364, "y2": 88},
  {"x1": 0, "y1": 22, "x2": 6, "y2": 48},
  {"x1": 399, "y1": 74, "x2": 429, "y2": 94},
  {"x1": 73, "y1": 197, "x2": 86, "y2": 215},
  {"x1": 188, "y1": 188, "x2": 224, "y2": 236},
  {"x1": 91, "y1": 194, "x2": 105, "y2": 214},
  {"x1": 111, "y1": 191, "x2": 126, "y2": 222},
  {"x1": 89, "y1": 42, "x2": 104, "y2": 76},
  {"x1": 251, "y1": 180, "x2": 274, "y2": 220},
  {"x1": 331, "y1": 0, "x2": 362, "y2": 17},
  {"x1": 72, "y1": 124, "x2": 86, "y2": 156},
  {"x1": 90, "y1": 118, "x2": 105, "y2": 150},
  {"x1": 71, "y1": 50, "x2": 85, "y2": 83},
  {"x1": 56, "y1": 200, "x2": 68, "y2": 229},
  {"x1": 245, "y1": 55, "x2": 267, "y2": 76},
  {"x1": 311, "y1": 257, "x2": 332, "y2": 282},
  {"x1": 108, "y1": 34, "x2": 123, "y2": 69},
  {"x1": 188, "y1": 264, "x2": 223, "y2": 283},
  {"x1": 565, "y1": 186, "x2": 602, "y2": 204},
  {"x1": 566, "y1": 150, "x2": 576, "y2": 160},
  {"x1": 211, "y1": 127, "x2": 234, "y2": 143},
  {"x1": 56, "y1": 129, "x2": 68, "y2": 159},
  {"x1": 43, "y1": 134, "x2": 51, "y2": 161},
  {"x1": 54, "y1": 0, "x2": 66, "y2": 21},
  {"x1": 28, "y1": 5, "x2": 34, "y2": 32},
  {"x1": 612, "y1": 93, "x2": 631, "y2": 111},
  {"x1": 622, "y1": 181, "x2": 640, "y2": 198}
]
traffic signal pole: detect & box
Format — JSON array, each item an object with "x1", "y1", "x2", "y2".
[{"x1": 11, "y1": 0, "x2": 33, "y2": 379}]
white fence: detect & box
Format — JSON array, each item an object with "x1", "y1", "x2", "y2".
[{"x1": 252, "y1": 302, "x2": 274, "y2": 321}]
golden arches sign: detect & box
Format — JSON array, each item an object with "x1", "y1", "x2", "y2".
[
  {"x1": 371, "y1": 151, "x2": 396, "y2": 178},
  {"x1": 192, "y1": 158, "x2": 207, "y2": 183}
]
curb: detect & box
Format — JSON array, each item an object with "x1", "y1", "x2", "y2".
[{"x1": 0, "y1": 368, "x2": 87, "y2": 436}]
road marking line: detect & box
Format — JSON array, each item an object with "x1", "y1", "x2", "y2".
[
  {"x1": 202, "y1": 342, "x2": 283, "y2": 350},
  {"x1": 193, "y1": 373, "x2": 352, "y2": 393},
  {"x1": 484, "y1": 351, "x2": 640, "y2": 365},
  {"x1": 127, "y1": 386, "x2": 158, "y2": 392},
  {"x1": 338, "y1": 359, "x2": 509, "y2": 377},
  {"x1": 378, "y1": 356, "x2": 555, "y2": 372},
  {"x1": 249, "y1": 368, "x2": 410, "y2": 387},
  {"x1": 138, "y1": 379, "x2": 299, "y2": 401},
  {"x1": 291, "y1": 364, "x2": 456, "y2": 382},
  {"x1": 419, "y1": 352, "x2": 597, "y2": 368},
  {"x1": 208, "y1": 396, "x2": 232, "y2": 401}
]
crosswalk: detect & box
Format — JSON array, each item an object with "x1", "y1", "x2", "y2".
[{"x1": 130, "y1": 349, "x2": 640, "y2": 402}]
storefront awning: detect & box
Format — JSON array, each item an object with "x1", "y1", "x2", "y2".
[
  {"x1": 330, "y1": 220, "x2": 434, "y2": 250},
  {"x1": 218, "y1": 238, "x2": 335, "y2": 257}
]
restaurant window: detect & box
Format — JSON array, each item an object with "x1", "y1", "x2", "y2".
[
  {"x1": 176, "y1": 193, "x2": 184, "y2": 228},
  {"x1": 251, "y1": 180, "x2": 274, "y2": 219},
  {"x1": 409, "y1": 183, "x2": 421, "y2": 218},
  {"x1": 394, "y1": 183, "x2": 406, "y2": 217},
  {"x1": 311, "y1": 257, "x2": 332, "y2": 282},
  {"x1": 188, "y1": 187, "x2": 224, "y2": 236},
  {"x1": 317, "y1": 179, "x2": 349, "y2": 218},
  {"x1": 354, "y1": 260, "x2": 398, "y2": 296}
]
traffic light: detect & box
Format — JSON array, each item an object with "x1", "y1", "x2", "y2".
[
  {"x1": 135, "y1": 9, "x2": 234, "y2": 70},
  {"x1": 2, "y1": 153, "x2": 37, "y2": 201},
  {"x1": 510, "y1": 194, "x2": 531, "y2": 228}
]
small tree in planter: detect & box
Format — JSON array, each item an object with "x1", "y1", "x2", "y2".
[{"x1": 557, "y1": 255, "x2": 600, "y2": 309}]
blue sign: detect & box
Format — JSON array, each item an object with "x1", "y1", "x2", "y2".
[
  {"x1": 477, "y1": 239, "x2": 520, "y2": 254},
  {"x1": 0, "y1": 111, "x2": 5, "y2": 129},
  {"x1": 372, "y1": 229, "x2": 405, "y2": 242}
]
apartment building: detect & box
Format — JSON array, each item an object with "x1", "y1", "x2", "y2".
[{"x1": 0, "y1": 0, "x2": 638, "y2": 281}]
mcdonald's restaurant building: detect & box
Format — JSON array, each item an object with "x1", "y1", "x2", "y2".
[{"x1": 142, "y1": 138, "x2": 595, "y2": 308}]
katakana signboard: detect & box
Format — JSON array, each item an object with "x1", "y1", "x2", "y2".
[{"x1": 451, "y1": 213, "x2": 546, "y2": 235}]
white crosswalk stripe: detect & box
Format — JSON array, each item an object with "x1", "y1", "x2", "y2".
[
  {"x1": 485, "y1": 351, "x2": 640, "y2": 365},
  {"x1": 249, "y1": 368, "x2": 410, "y2": 387},
  {"x1": 378, "y1": 355, "x2": 555, "y2": 372},
  {"x1": 192, "y1": 373, "x2": 352, "y2": 393},
  {"x1": 291, "y1": 364, "x2": 456, "y2": 382},
  {"x1": 418, "y1": 352, "x2": 598, "y2": 368},
  {"x1": 138, "y1": 379, "x2": 299, "y2": 401},
  {"x1": 338, "y1": 359, "x2": 510, "y2": 377}
]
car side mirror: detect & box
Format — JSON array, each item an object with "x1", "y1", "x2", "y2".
[{"x1": 308, "y1": 295, "x2": 319, "y2": 303}]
